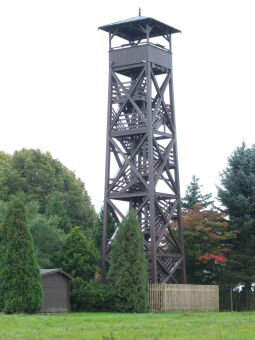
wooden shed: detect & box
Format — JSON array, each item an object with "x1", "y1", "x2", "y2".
[{"x1": 40, "y1": 268, "x2": 72, "y2": 313}]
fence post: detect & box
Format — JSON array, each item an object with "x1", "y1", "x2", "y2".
[
  {"x1": 164, "y1": 284, "x2": 166, "y2": 313},
  {"x1": 230, "y1": 286, "x2": 233, "y2": 312}
]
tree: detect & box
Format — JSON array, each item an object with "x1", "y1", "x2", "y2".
[
  {"x1": 0, "y1": 151, "x2": 11, "y2": 168},
  {"x1": 183, "y1": 175, "x2": 213, "y2": 209},
  {"x1": 181, "y1": 205, "x2": 234, "y2": 284},
  {"x1": 46, "y1": 192, "x2": 72, "y2": 233},
  {"x1": 107, "y1": 209, "x2": 148, "y2": 312},
  {"x1": 57, "y1": 227, "x2": 100, "y2": 310},
  {"x1": 58, "y1": 227, "x2": 99, "y2": 281},
  {"x1": 1, "y1": 199, "x2": 65, "y2": 268},
  {"x1": 29, "y1": 213, "x2": 66, "y2": 268},
  {"x1": 0, "y1": 149, "x2": 96, "y2": 232},
  {"x1": 89, "y1": 207, "x2": 116, "y2": 252},
  {"x1": 0, "y1": 195, "x2": 42, "y2": 313},
  {"x1": 218, "y1": 143, "x2": 255, "y2": 303},
  {"x1": 0, "y1": 224, "x2": 4, "y2": 310},
  {"x1": 0, "y1": 200, "x2": 7, "y2": 224}
]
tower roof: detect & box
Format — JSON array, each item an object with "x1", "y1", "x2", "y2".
[{"x1": 99, "y1": 16, "x2": 181, "y2": 41}]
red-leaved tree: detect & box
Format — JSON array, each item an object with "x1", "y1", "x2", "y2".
[{"x1": 176, "y1": 204, "x2": 235, "y2": 284}]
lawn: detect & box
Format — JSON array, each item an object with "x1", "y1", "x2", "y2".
[{"x1": 0, "y1": 312, "x2": 254, "y2": 339}]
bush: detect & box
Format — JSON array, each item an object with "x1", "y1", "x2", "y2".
[{"x1": 71, "y1": 278, "x2": 106, "y2": 311}]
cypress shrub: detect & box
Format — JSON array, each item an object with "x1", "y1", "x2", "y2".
[
  {"x1": 0, "y1": 195, "x2": 42, "y2": 313},
  {"x1": 0, "y1": 223, "x2": 5, "y2": 310},
  {"x1": 58, "y1": 227, "x2": 99, "y2": 282},
  {"x1": 107, "y1": 209, "x2": 148, "y2": 312},
  {"x1": 58, "y1": 227, "x2": 101, "y2": 310}
]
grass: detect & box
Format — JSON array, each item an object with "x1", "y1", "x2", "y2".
[{"x1": 0, "y1": 312, "x2": 254, "y2": 339}]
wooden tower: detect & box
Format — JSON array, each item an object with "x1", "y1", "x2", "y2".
[{"x1": 99, "y1": 13, "x2": 186, "y2": 283}]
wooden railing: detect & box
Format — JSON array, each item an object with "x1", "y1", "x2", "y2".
[{"x1": 149, "y1": 284, "x2": 219, "y2": 312}]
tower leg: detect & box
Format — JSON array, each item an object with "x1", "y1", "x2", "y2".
[{"x1": 146, "y1": 61, "x2": 157, "y2": 283}]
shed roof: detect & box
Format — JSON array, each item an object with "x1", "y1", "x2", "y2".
[
  {"x1": 99, "y1": 16, "x2": 181, "y2": 41},
  {"x1": 40, "y1": 268, "x2": 72, "y2": 280}
]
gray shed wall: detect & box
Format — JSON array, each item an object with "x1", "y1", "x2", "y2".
[{"x1": 41, "y1": 273, "x2": 70, "y2": 313}]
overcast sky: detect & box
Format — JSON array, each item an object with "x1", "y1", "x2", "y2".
[{"x1": 0, "y1": 0, "x2": 255, "y2": 211}]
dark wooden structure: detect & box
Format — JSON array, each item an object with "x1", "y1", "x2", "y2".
[
  {"x1": 99, "y1": 13, "x2": 186, "y2": 283},
  {"x1": 40, "y1": 269, "x2": 72, "y2": 313}
]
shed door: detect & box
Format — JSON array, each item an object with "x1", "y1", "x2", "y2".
[{"x1": 41, "y1": 273, "x2": 69, "y2": 313}]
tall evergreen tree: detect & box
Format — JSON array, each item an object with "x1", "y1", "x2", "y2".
[
  {"x1": 183, "y1": 175, "x2": 213, "y2": 209},
  {"x1": 218, "y1": 143, "x2": 255, "y2": 300},
  {"x1": 57, "y1": 227, "x2": 100, "y2": 310},
  {"x1": 0, "y1": 221, "x2": 5, "y2": 309},
  {"x1": 89, "y1": 207, "x2": 116, "y2": 252},
  {"x1": 107, "y1": 209, "x2": 148, "y2": 312},
  {"x1": 58, "y1": 227, "x2": 99, "y2": 281},
  {"x1": 0, "y1": 195, "x2": 42, "y2": 313}
]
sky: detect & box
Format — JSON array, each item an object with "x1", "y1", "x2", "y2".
[{"x1": 0, "y1": 0, "x2": 255, "y2": 211}]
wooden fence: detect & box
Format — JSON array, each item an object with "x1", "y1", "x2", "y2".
[{"x1": 149, "y1": 284, "x2": 219, "y2": 312}]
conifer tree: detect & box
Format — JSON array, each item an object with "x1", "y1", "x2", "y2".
[
  {"x1": 89, "y1": 207, "x2": 116, "y2": 253},
  {"x1": 58, "y1": 227, "x2": 99, "y2": 281},
  {"x1": 0, "y1": 223, "x2": 5, "y2": 310},
  {"x1": 107, "y1": 209, "x2": 148, "y2": 312},
  {"x1": 0, "y1": 195, "x2": 42, "y2": 313},
  {"x1": 183, "y1": 175, "x2": 213, "y2": 209},
  {"x1": 218, "y1": 143, "x2": 255, "y2": 305},
  {"x1": 57, "y1": 227, "x2": 100, "y2": 310}
]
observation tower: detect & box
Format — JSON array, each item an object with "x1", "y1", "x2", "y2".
[{"x1": 99, "y1": 12, "x2": 186, "y2": 283}]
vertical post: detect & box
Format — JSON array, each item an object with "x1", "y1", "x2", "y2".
[
  {"x1": 169, "y1": 35, "x2": 186, "y2": 283},
  {"x1": 146, "y1": 25, "x2": 149, "y2": 44},
  {"x1": 146, "y1": 60, "x2": 157, "y2": 283},
  {"x1": 109, "y1": 33, "x2": 112, "y2": 51},
  {"x1": 102, "y1": 34, "x2": 113, "y2": 275},
  {"x1": 164, "y1": 284, "x2": 167, "y2": 312},
  {"x1": 230, "y1": 286, "x2": 233, "y2": 312}
]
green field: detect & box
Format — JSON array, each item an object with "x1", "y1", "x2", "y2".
[{"x1": 0, "y1": 312, "x2": 254, "y2": 339}]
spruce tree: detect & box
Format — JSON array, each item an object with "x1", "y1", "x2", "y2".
[
  {"x1": 107, "y1": 209, "x2": 148, "y2": 312},
  {"x1": 218, "y1": 143, "x2": 255, "y2": 302},
  {"x1": 183, "y1": 175, "x2": 213, "y2": 209},
  {"x1": 0, "y1": 195, "x2": 42, "y2": 313}
]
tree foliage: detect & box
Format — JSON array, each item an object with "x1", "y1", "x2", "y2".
[
  {"x1": 0, "y1": 151, "x2": 11, "y2": 168},
  {"x1": 218, "y1": 143, "x2": 255, "y2": 287},
  {"x1": 0, "y1": 149, "x2": 95, "y2": 232},
  {"x1": 107, "y1": 209, "x2": 148, "y2": 312},
  {"x1": 181, "y1": 204, "x2": 234, "y2": 284},
  {"x1": 28, "y1": 203, "x2": 66, "y2": 268},
  {"x1": 0, "y1": 195, "x2": 42, "y2": 313},
  {"x1": 183, "y1": 175, "x2": 213, "y2": 209},
  {"x1": 58, "y1": 227, "x2": 99, "y2": 281},
  {"x1": 70, "y1": 278, "x2": 106, "y2": 311},
  {"x1": 0, "y1": 200, "x2": 7, "y2": 224},
  {"x1": 90, "y1": 207, "x2": 116, "y2": 252},
  {"x1": 57, "y1": 227, "x2": 101, "y2": 310},
  {"x1": 1, "y1": 199, "x2": 65, "y2": 269}
]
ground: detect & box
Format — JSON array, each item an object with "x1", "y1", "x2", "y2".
[{"x1": 0, "y1": 312, "x2": 254, "y2": 339}]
